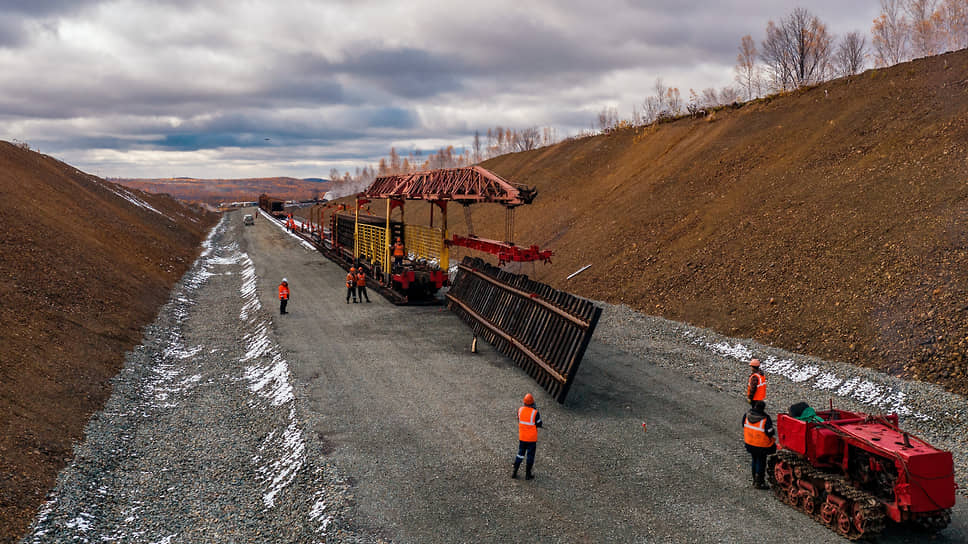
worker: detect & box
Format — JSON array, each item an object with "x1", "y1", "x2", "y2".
[
  {"x1": 392, "y1": 237, "x2": 405, "y2": 271},
  {"x1": 512, "y1": 393, "x2": 543, "y2": 480},
  {"x1": 279, "y1": 278, "x2": 290, "y2": 315},
  {"x1": 346, "y1": 267, "x2": 357, "y2": 304},
  {"x1": 747, "y1": 358, "x2": 767, "y2": 407},
  {"x1": 743, "y1": 400, "x2": 776, "y2": 489},
  {"x1": 356, "y1": 267, "x2": 370, "y2": 303}
]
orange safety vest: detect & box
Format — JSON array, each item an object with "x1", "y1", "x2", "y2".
[
  {"x1": 393, "y1": 242, "x2": 405, "y2": 257},
  {"x1": 747, "y1": 372, "x2": 767, "y2": 401},
  {"x1": 346, "y1": 273, "x2": 355, "y2": 288},
  {"x1": 356, "y1": 272, "x2": 366, "y2": 287},
  {"x1": 518, "y1": 406, "x2": 538, "y2": 442},
  {"x1": 744, "y1": 415, "x2": 775, "y2": 448},
  {"x1": 279, "y1": 284, "x2": 289, "y2": 300}
]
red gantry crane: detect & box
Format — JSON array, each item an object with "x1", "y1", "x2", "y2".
[{"x1": 361, "y1": 165, "x2": 553, "y2": 277}]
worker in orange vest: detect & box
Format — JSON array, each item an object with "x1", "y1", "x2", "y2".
[
  {"x1": 356, "y1": 267, "x2": 370, "y2": 303},
  {"x1": 743, "y1": 400, "x2": 776, "y2": 489},
  {"x1": 747, "y1": 358, "x2": 766, "y2": 407},
  {"x1": 391, "y1": 237, "x2": 405, "y2": 271},
  {"x1": 512, "y1": 393, "x2": 543, "y2": 480},
  {"x1": 346, "y1": 267, "x2": 357, "y2": 304},
  {"x1": 278, "y1": 278, "x2": 290, "y2": 315}
]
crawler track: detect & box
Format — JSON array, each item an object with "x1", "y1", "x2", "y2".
[{"x1": 768, "y1": 450, "x2": 887, "y2": 540}]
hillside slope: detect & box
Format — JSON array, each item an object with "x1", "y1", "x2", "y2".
[
  {"x1": 0, "y1": 142, "x2": 218, "y2": 542},
  {"x1": 113, "y1": 176, "x2": 331, "y2": 205},
  {"x1": 461, "y1": 50, "x2": 968, "y2": 394}
]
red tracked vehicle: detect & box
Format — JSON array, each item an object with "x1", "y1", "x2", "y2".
[{"x1": 768, "y1": 407, "x2": 956, "y2": 540}]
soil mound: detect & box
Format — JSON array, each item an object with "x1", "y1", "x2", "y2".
[
  {"x1": 466, "y1": 49, "x2": 968, "y2": 396},
  {"x1": 0, "y1": 141, "x2": 218, "y2": 542}
]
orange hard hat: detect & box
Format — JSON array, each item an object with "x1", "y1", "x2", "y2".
[
  {"x1": 349, "y1": 267, "x2": 356, "y2": 272},
  {"x1": 750, "y1": 358, "x2": 761, "y2": 368},
  {"x1": 523, "y1": 393, "x2": 534, "y2": 405}
]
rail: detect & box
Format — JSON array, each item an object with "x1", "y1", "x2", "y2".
[{"x1": 446, "y1": 257, "x2": 602, "y2": 403}]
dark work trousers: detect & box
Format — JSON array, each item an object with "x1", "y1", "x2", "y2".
[
  {"x1": 280, "y1": 298, "x2": 288, "y2": 314},
  {"x1": 346, "y1": 285, "x2": 356, "y2": 303},
  {"x1": 357, "y1": 285, "x2": 370, "y2": 302},
  {"x1": 515, "y1": 440, "x2": 536, "y2": 467},
  {"x1": 745, "y1": 443, "x2": 776, "y2": 478}
]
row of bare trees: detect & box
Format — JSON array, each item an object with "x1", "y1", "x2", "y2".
[
  {"x1": 873, "y1": 0, "x2": 968, "y2": 65},
  {"x1": 325, "y1": 125, "x2": 560, "y2": 198},
  {"x1": 748, "y1": 1, "x2": 968, "y2": 96},
  {"x1": 597, "y1": 1, "x2": 967, "y2": 132}
]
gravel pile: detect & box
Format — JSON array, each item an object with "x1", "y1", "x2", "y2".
[
  {"x1": 23, "y1": 218, "x2": 379, "y2": 544},
  {"x1": 595, "y1": 302, "x2": 968, "y2": 496}
]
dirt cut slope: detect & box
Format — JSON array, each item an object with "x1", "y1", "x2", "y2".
[
  {"x1": 113, "y1": 176, "x2": 331, "y2": 205},
  {"x1": 452, "y1": 50, "x2": 968, "y2": 395},
  {"x1": 0, "y1": 141, "x2": 219, "y2": 543}
]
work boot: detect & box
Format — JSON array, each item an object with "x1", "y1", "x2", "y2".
[
  {"x1": 525, "y1": 464, "x2": 534, "y2": 480},
  {"x1": 755, "y1": 474, "x2": 769, "y2": 490},
  {"x1": 511, "y1": 462, "x2": 520, "y2": 479}
]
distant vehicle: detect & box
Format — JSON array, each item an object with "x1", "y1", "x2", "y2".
[{"x1": 243, "y1": 214, "x2": 254, "y2": 225}]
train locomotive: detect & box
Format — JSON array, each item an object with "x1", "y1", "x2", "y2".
[{"x1": 768, "y1": 405, "x2": 956, "y2": 540}]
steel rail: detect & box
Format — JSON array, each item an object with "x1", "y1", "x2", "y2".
[
  {"x1": 457, "y1": 264, "x2": 589, "y2": 328},
  {"x1": 445, "y1": 293, "x2": 567, "y2": 383}
]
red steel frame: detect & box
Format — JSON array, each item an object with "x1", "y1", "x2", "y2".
[
  {"x1": 363, "y1": 165, "x2": 536, "y2": 206},
  {"x1": 362, "y1": 166, "x2": 551, "y2": 265}
]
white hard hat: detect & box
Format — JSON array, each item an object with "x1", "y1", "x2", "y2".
[{"x1": 282, "y1": 277, "x2": 288, "y2": 283}]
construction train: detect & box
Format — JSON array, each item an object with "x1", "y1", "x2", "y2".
[{"x1": 259, "y1": 166, "x2": 551, "y2": 304}]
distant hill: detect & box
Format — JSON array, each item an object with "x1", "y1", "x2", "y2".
[
  {"x1": 110, "y1": 176, "x2": 332, "y2": 204},
  {"x1": 433, "y1": 49, "x2": 968, "y2": 395},
  {"x1": 0, "y1": 141, "x2": 218, "y2": 542}
]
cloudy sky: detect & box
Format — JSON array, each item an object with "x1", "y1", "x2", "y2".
[{"x1": 0, "y1": 0, "x2": 880, "y2": 179}]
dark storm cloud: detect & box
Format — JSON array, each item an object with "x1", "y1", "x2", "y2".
[
  {"x1": 335, "y1": 47, "x2": 468, "y2": 98},
  {"x1": 0, "y1": 15, "x2": 27, "y2": 47},
  {"x1": 0, "y1": 0, "x2": 104, "y2": 47},
  {"x1": 0, "y1": 0, "x2": 105, "y2": 16}
]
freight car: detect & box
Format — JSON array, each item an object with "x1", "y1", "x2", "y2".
[
  {"x1": 258, "y1": 193, "x2": 286, "y2": 218},
  {"x1": 768, "y1": 405, "x2": 955, "y2": 540},
  {"x1": 329, "y1": 211, "x2": 447, "y2": 302}
]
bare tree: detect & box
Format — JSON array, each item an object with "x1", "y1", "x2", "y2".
[
  {"x1": 939, "y1": 0, "x2": 968, "y2": 50},
  {"x1": 653, "y1": 78, "x2": 668, "y2": 113},
  {"x1": 760, "y1": 7, "x2": 833, "y2": 91},
  {"x1": 905, "y1": 0, "x2": 944, "y2": 57},
  {"x1": 515, "y1": 127, "x2": 541, "y2": 151},
  {"x1": 719, "y1": 86, "x2": 741, "y2": 104},
  {"x1": 597, "y1": 106, "x2": 619, "y2": 132},
  {"x1": 701, "y1": 87, "x2": 720, "y2": 107},
  {"x1": 472, "y1": 131, "x2": 482, "y2": 163},
  {"x1": 665, "y1": 87, "x2": 683, "y2": 114},
  {"x1": 872, "y1": 0, "x2": 910, "y2": 66},
  {"x1": 642, "y1": 96, "x2": 660, "y2": 123},
  {"x1": 834, "y1": 31, "x2": 868, "y2": 76},
  {"x1": 734, "y1": 35, "x2": 759, "y2": 100}
]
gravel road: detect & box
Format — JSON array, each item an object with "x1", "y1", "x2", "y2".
[{"x1": 22, "y1": 210, "x2": 968, "y2": 543}]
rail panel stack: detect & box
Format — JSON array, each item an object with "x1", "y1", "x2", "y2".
[{"x1": 446, "y1": 256, "x2": 602, "y2": 403}]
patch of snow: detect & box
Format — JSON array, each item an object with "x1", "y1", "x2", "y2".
[{"x1": 686, "y1": 334, "x2": 926, "y2": 420}]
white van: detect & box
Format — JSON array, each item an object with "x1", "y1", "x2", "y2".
[{"x1": 243, "y1": 214, "x2": 254, "y2": 225}]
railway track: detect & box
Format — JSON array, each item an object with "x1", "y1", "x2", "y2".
[{"x1": 446, "y1": 257, "x2": 602, "y2": 403}]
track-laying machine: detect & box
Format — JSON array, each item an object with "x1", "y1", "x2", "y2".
[
  {"x1": 768, "y1": 406, "x2": 956, "y2": 540},
  {"x1": 261, "y1": 166, "x2": 553, "y2": 304}
]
